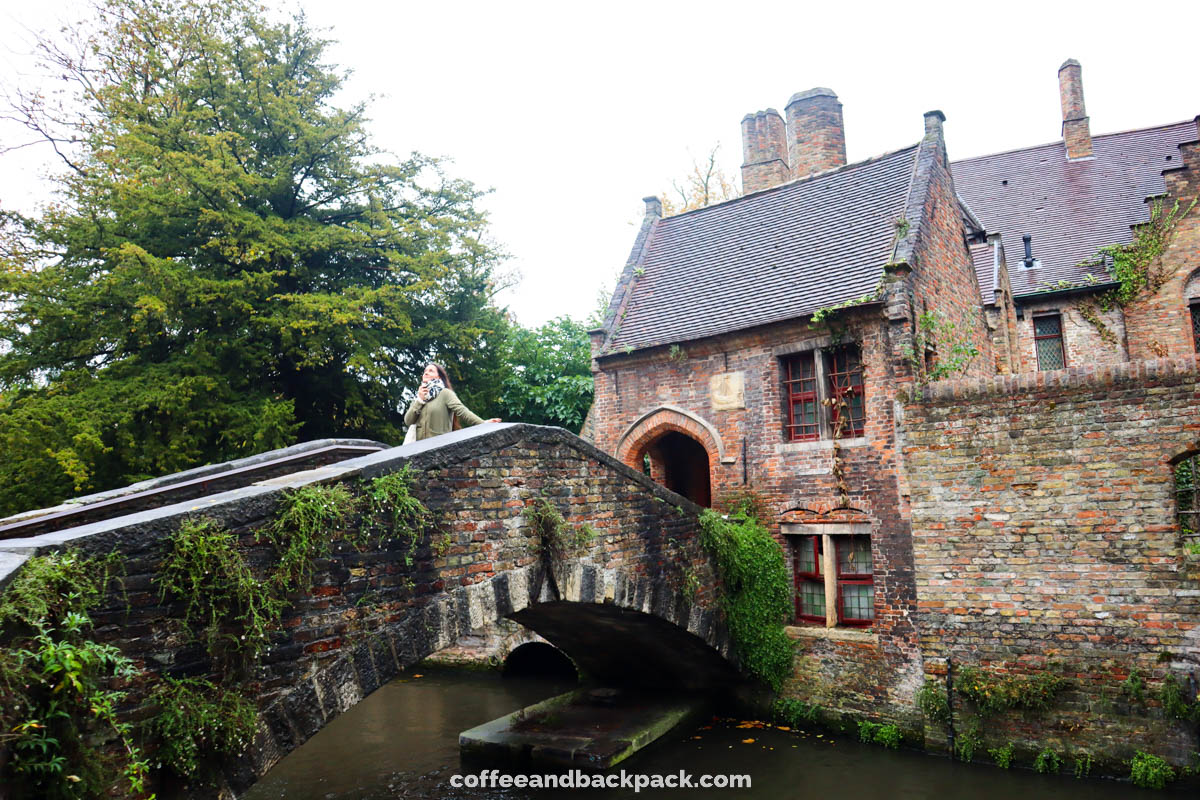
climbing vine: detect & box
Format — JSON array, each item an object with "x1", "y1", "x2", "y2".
[
  {"x1": 698, "y1": 509, "x2": 793, "y2": 690},
  {"x1": 268, "y1": 484, "x2": 360, "y2": 591},
  {"x1": 808, "y1": 288, "x2": 881, "y2": 327},
  {"x1": 159, "y1": 517, "x2": 283, "y2": 664},
  {"x1": 1075, "y1": 198, "x2": 1197, "y2": 345},
  {"x1": 902, "y1": 310, "x2": 980, "y2": 391}
]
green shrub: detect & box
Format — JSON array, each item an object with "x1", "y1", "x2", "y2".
[
  {"x1": 364, "y1": 467, "x2": 429, "y2": 550},
  {"x1": 0, "y1": 552, "x2": 149, "y2": 799},
  {"x1": 774, "y1": 698, "x2": 820, "y2": 727},
  {"x1": 915, "y1": 678, "x2": 951, "y2": 724},
  {"x1": 1034, "y1": 747, "x2": 1062, "y2": 775},
  {"x1": 147, "y1": 677, "x2": 257, "y2": 778},
  {"x1": 1130, "y1": 751, "x2": 1175, "y2": 789},
  {"x1": 874, "y1": 723, "x2": 902, "y2": 749},
  {"x1": 989, "y1": 742, "x2": 1015, "y2": 769},
  {"x1": 955, "y1": 720, "x2": 982, "y2": 763},
  {"x1": 955, "y1": 665, "x2": 1067, "y2": 717},
  {"x1": 1159, "y1": 673, "x2": 1200, "y2": 723},
  {"x1": 1073, "y1": 751, "x2": 1092, "y2": 779},
  {"x1": 857, "y1": 720, "x2": 880, "y2": 743}
]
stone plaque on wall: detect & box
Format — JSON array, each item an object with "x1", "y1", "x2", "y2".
[{"x1": 710, "y1": 371, "x2": 745, "y2": 410}]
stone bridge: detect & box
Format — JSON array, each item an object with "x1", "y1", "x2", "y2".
[{"x1": 0, "y1": 424, "x2": 738, "y2": 796}]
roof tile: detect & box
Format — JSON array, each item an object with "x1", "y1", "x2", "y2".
[{"x1": 606, "y1": 146, "x2": 918, "y2": 353}]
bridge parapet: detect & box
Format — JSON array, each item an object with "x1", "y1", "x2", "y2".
[{"x1": 0, "y1": 423, "x2": 734, "y2": 796}]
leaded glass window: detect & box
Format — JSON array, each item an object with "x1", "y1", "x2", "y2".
[{"x1": 1034, "y1": 314, "x2": 1066, "y2": 371}]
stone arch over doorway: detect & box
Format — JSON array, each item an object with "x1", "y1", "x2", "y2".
[{"x1": 615, "y1": 406, "x2": 723, "y2": 507}]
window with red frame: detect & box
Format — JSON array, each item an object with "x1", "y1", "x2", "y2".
[
  {"x1": 793, "y1": 535, "x2": 825, "y2": 622},
  {"x1": 835, "y1": 535, "x2": 874, "y2": 626},
  {"x1": 782, "y1": 353, "x2": 819, "y2": 441},
  {"x1": 791, "y1": 533, "x2": 875, "y2": 627},
  {"x1": 826, "y1": 345, "x2": 865, "y2": 438}
]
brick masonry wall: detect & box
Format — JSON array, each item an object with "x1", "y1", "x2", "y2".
[
  {"x1": 590, "y1": 308, "x2": 926, "y2": 723},
  {"x1": 1014, "y1": 296, "x2": 1127, "y2": 371},
  {"x1": 1125, "y1": 130, "x2": 1200, "y2": 361},
  {"x1": 904, "y1": 116, "x2": 995, "y2": 381},
  {"x1": 0, "y1": 425, "x2": 732, "y2": 797},
  {"x1": 902, "y1": 358, "x2": 1200, "y2": 764}
]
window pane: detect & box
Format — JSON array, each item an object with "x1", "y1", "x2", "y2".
[
  {"x1": 826, "y1": 345, "x2": 865, "y2": 437},
  {"x1": 1034, "y1": 315, "x2": 1066, "y2": 371},
  {"x1": 1177, "y1": 456, "x2": 1199, "y2": 537},
  {"x1": 837, "y1": 535, "x2": 873, "y2": 576},
  {"x1": 1036, "y1": 339, "x2": 1065, "y2": 370},
  {"x1": 1191, "y1": 305, "x2": 1200, "y2": 353},
  {"x1": 783, "y1": 352, "x2": 819, "y2": 440},
  {"x1": 795, "y1": 535, "x2": 821, "y2": 574},
  {"x1": 840, "y1": 583, "x2": 874, "y2": 621},
  {"x1": 799, "y1": 579, "x2": 826, "y2": 618},
  {"x1": 1033, "y1": 315, "x2": 1061, "y2": 338}
]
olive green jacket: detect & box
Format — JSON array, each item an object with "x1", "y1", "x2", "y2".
[{"x1": 403, "y1": 388, "x2": 485, "y2": 441}]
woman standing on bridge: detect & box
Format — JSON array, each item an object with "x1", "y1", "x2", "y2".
[{"x1": 404, "y1": 363, "x2": 500, "y2": 442}]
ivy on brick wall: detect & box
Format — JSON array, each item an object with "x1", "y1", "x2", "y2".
[
  {"x1": 0, "y1": 551, "x2": 151, "y2": 798},
  {"x1": 0, "y1": 466, "x2": 433, "y2": 795},
  {"x1": 1076, "y1": 198, "x2": 1198, "y2": 346},
  {"x1": 698, "y1": 509, "x2": 793, "y2": 691}
]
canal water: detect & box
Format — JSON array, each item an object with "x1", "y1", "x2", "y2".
[{"x1": 244, "y1": 669, "x2": 1192, "y2": 800}]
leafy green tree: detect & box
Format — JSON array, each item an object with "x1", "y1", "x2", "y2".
[
  {"x1": 498, "y1": 316, "x2": 593, "y2": 431},
  {"x1": 0, "y1": 0, "x2": 506, "y2": 515}
]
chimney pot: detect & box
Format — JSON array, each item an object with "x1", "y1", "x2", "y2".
[
  {"x1": 1058, "y1": 58, "x2": 1093, "y2": 159},
  {"x1": 784, "y1": 87, "x2": 847, "y2": 179}
]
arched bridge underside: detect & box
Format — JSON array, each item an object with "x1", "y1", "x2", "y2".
[{"x1": 0, "y1": 424, "x2": 738, "y2": 798}]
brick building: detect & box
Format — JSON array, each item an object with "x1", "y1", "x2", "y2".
[{"x1": 585, "y1": 60, "x2": 1200, "y2": 761}]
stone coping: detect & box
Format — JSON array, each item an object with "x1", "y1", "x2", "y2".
[
  {"x1": 0, "y1": 424, "x2": 703, "y2": 589},
  {"x1": 785, "y1": 624, "x2": 878, "y2": 645}
]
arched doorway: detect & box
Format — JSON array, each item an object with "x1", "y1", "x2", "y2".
[{"x1": 645, "y1": 431, "x2": 712, "y2": 507}]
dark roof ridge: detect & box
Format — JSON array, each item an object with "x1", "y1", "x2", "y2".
[
  {"x1": 661, "y1": 141, "x2": 922, "y2": 222},
  {"x1": 951, "y1": 118, "x2": 1195, "y2": 165}
]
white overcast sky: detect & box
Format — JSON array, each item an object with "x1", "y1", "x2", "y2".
[{"x1": 2, "y1": 0, "x2": 1198, "y2": 328}]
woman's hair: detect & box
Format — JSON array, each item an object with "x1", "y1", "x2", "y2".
[{"x1": 428, "y1": 362, "x2": 453, "y2": 390}]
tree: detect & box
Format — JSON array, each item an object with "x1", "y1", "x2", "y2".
[
  {"x1": 498, "y1": 316, "x2": 593, "y2": 431},
  {"x1": 660, "y1": 144, "x2": 740, "y2": 216},
  {"x1": 0, "y1": 0, "x2": 507, "y2": 515}
]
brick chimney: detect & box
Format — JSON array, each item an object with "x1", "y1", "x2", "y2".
[
  {"x1": 785, "y1": 88, "x2": 847, "y2": 179},
  {"x1": 740, "y1": 109, "x2": 790, "y2": 194},
  {"x1": 1058, "y1": 59, "x2": 1093, "y2": 160}
]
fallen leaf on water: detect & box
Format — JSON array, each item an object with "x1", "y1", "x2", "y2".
[
  {"x1": 742, "y1": 738, "x2": 755, "y2": 744},
  {"x1": 691, "y1": 736, "x2": 702, "y2": 740},
  {"x1": 412, "y1": 674, "x2": 424, "y2": 678},
  {"x1": 776, "y1": 726, "x2": 791, "y2": 731}
]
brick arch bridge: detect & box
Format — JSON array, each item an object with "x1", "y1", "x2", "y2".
[{"x1": 0, "y1": 424, "x2": 739, "y2": 798}]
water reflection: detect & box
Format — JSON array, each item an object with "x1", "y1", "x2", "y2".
[{"x1": 244, "y1": 669, "x2": 1192, "y2": 800}]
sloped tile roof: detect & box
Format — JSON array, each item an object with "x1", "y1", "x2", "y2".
[
  {"x1": 605, "y1": 145, "x2": 918, "y2": 353},
  {"x1": 971, "y1": 242, "x2": 995, "y2": 305},
  {"x1": 951, "y1": 121, "x2": 1195, "y2": 298}
]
